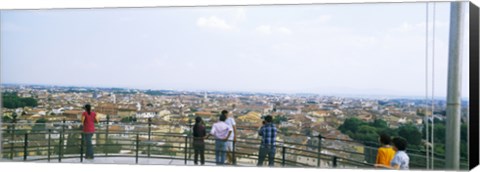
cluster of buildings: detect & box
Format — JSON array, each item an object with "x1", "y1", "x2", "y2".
[{"x1": 2, "y1": 84, "x2": 463, "y2": 166}]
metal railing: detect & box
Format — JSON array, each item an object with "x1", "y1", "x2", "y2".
[{"x1": 0, "y1": 117, "x2": 469, "y2": 170}]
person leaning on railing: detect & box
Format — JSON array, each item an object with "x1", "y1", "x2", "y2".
[
  {"x1": 224, "y1": 110, "x2": 237, "y2": 165},
  {"x1": 81, "y1": 104, "x2": 99, "y2": 160},
  {"x1": 205, "y1": 113, "x2": 232, "y2": 165},
  {"x1": 257, "y1": 115, "x2": 277, "y2": 167},
  {"x1": 192, "y1": 116, "x2": 206, "y2": 165},
  {"x1": 374, "y1": 133, "x2": 395, "y2": 168},
  {"x1": 375, "y1": 137, "x2": 410, "y2": 170}
]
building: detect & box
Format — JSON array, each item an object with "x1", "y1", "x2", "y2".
[{"x1": 96, "y1": 103, "x2": 118, "y2": 116}]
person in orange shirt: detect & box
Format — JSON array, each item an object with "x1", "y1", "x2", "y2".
[{"x1": 374, "y1": 133, "x2": 396, "y2": 168}]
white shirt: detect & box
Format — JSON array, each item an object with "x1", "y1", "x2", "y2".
[
  {"x1": 210, "y1": 121, "x2": 232, "y2": 140},
  {"x1": 225, "y1": 117, "x2": 236, "y2": 140},
  {"x1": 391, "y1": 151, "x2": 409, "y2": 170}
]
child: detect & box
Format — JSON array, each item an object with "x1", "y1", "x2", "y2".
[
  {"x1": 390, "y1": 137, "x2": 410, "y2": 170},
  {"x1": 374, "y1": 133, "x2": 396, "y2": 168}
]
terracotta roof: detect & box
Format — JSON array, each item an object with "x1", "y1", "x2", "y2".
[{"x1": 195, "y1": 111, "x2": 213, "y2": 117}]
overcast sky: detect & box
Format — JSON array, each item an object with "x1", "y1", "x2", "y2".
[{"x1": 0, "y1": 2, "x2": 470, "y2": 98}]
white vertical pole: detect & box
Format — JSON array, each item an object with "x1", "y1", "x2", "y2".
[
  {"x1": 445, "y1": 1, "x2": 465, "y2": 170},
  {"x1": 431, "y1": 2, "x2": 436, "y2": 169},
  {"x1": 425, "y1": 2, "x2": 430, "y2": 169}
]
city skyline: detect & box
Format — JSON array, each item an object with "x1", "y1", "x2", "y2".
[{"x1": 1, "y1": 2, "x2": 470, "y2": 98}]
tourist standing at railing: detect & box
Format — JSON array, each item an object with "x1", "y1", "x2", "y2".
[
  {"x1": 192, "y1": 116, "x2": 206, "y2": 165},
  {"x1": 206, "y1": 113, "x2": 232, "y2": 165},
  {"x1": 224, "y1": 110, "x2": 237, "y2": 165},
  {"x1": 257, "y1": 115, "x2": 277, "y2": 167},
  {"x1": 81, "y1": 104, "x2": 99, "y2": 160},
  {"x1": 389, "y1": 137, "x2": 410, "y2": 170},
  {"x1": 374, "y1": 133, "x2": 396, "y2": 168}
]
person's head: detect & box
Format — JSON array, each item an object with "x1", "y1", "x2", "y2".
[
  {"x1": 379, "y1": 133, "x2": 391, "y2": 145},
  {"x1": 84, "y1": 104, "x2": 91, "y2": 114},
  {"x1": 195, "y1": 116, "x2": 203, "y2": 125},
  {"x1": 392, "y1": 137, "x2": 408, "y2": 151},
  {"x1": 221, "y1": 110, "x2": 229, "y2": 116},
  {"x1": 219, "y1": 113, "x2": 227, "y2": 122},
  {"x1": 264, "y1": 115, "x2": 273, "y2": 123}
]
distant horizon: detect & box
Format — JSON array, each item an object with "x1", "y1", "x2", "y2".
[{"x1": 2, "y1": 82, "x2": 470, "y2": 101}]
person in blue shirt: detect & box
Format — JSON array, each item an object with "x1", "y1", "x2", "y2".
[
  {"x1": 390, "y1": 137, "x2": 410, "y2": 170},
  {"x1": 257, "y1": 115, "x2": 277, "y2": 167}
]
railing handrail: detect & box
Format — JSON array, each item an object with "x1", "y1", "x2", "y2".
[
  {"x1": 2, "y1": 131, "x2": 371, "y2": 168},
  {"x1": 1, "y1": 127, "x2": 470, "y2": 169},
  {"x1": 1, "y1": 120, "x2": 470, "y2": 167}
]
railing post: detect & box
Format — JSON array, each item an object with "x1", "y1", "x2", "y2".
[
  {"x1": 282, "y1": 146, "x2": 286, "y2": 167},
  {"x1": 62, "y1": 118, "x2": 66, "y2": 137},
  {"x1": 317, "y1": 135, "x2": 322, "y2": 168},
  {"x1": 10, "y1": 123, "x2": 15, "y2": 159},
  {"x1": 232, "y1": 141, "x2": 236, "y2": 165},
  {"x1": 135, "y1": 133, "x2": 139, "y2": 164},
  {"x1": 184, "y1": 135, "x2": 188, "y2": 165},
  {"x1": 370, "y1": 146, "x2": 375, "y2": 163},
  {"x1": 105, "y1": 115, "x2": 110, "y2": 156},
  {"x1": 332, "y1": 156, "x2": 337, "y2": 168},
  {"x1": 23, "y1": 133, "x2": 28, "y2": 161},
  {"x1": 188, "y1": 119, "x2": 192, "y2": 161},
  {"x1": 61, "y1": 118, "x2": 65, "y2": 162},
  {"x1": 58, "y1": 130, "x2": 63, "y2": 162},
  {"x1": 80, "y1": 133, "x2": 84, "y2": 162},
  {"x1": 148, "y1": 118, "x2": 151, "y2": 158},
  {"x1": 48, "y1": 129, "x2": 51, "y2": 162}
]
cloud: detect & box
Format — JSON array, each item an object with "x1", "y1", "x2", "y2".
[
  {"x1": 294, "y1": 15, "x2": 332, "y2": 26},
  {"x1": 255, "y1": 25, "x2": 292, "y2": 35},
  {"x1": 314, "y1": 15, "x2": 332, "y2": 23},
  {"x1": 234, "y1": 8, "x2": 247, "y2": 21},
  {"x1": 277, "y1": 27, "x2": 292, "y2": 34},
  {"x1": 255, "y1": 25, "x2": 272, "y2": 34},
  {"x1": 389, "y1": 20, "x2": 448, "y2": 33},
  {"x1": 196, "y1": 16, "x2": 234, "y2": 30}
]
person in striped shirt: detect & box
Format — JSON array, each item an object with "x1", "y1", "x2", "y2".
[{"x1": 257, "y1": 115, "x2": 277, "y2": 167}]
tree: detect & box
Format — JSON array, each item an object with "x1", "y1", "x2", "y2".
[
  {"x1": 65, "y1": 132, "x2": 81, "y2": 154},
  {"x1": 354, "y1": 125, "x2": 378, "y2": 144},
  {"x1": 161, "y1": 143, "x2": 175, "y2": 156},
  {"x1": 338, "y1": 117, "x2": 366, "y2": 133},
  {"x1": 372, "y1": 119, "x2": 388, "y2": 129},
  {"x1": 397, "y1": 123, "x2": 422, "y2": 145},
  {"x1": 273, "y1": 115, "x2": 288, "y2": 125},
  {"x1": 358, "y1": 125, "x2": 377, "y2": 135},
  {"x1": 99, "y1": 139, "x2": 122, "y2": 154},
  {"x1": 31, "y1": 118, "x2": 47, "y2": 133},
  {"x1": 121, "y1": 116, "x2": 137, "y2": 123},
  {"x1": 279, "y1": 127, "x2": 288, "y2": 135},
  {"x1": 2, "y1": 92, "x2": 38, "y2": 108},
  {"x1": 2, "y1": 115, "x2": 13, "y2": 123}
]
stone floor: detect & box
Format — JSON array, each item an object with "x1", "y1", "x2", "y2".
[{"x1": 2, "y1": 155, "x2": 254, "y2": 167}]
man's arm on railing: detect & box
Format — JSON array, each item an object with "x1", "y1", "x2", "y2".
[
  {"x1": 258, "y1": 126, "x2": 264, "y2": 136},
  {"x1": 81, "y1": 115, "x2": 85, "y2": 125},
  {"x1": 95, "y1": 114, "x2": 99, "y2": 123},
  {"x1": 374, "y1": 164, "x2": 399, "y2": 170}
]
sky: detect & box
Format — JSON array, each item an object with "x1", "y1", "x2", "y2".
[{"x1": 0, "y1": 2, "x2": 471, "y2": 98}]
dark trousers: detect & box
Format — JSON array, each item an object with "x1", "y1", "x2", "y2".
[
  {"x1": 257, "y1": 145, "x2": 275, "y2": 166},
  {"x1": 84, "y1": 133, "x2": 94, "y2": 159},
  {"x1": 193, "y1": 143, "x2": 205, "y2": 165}
]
